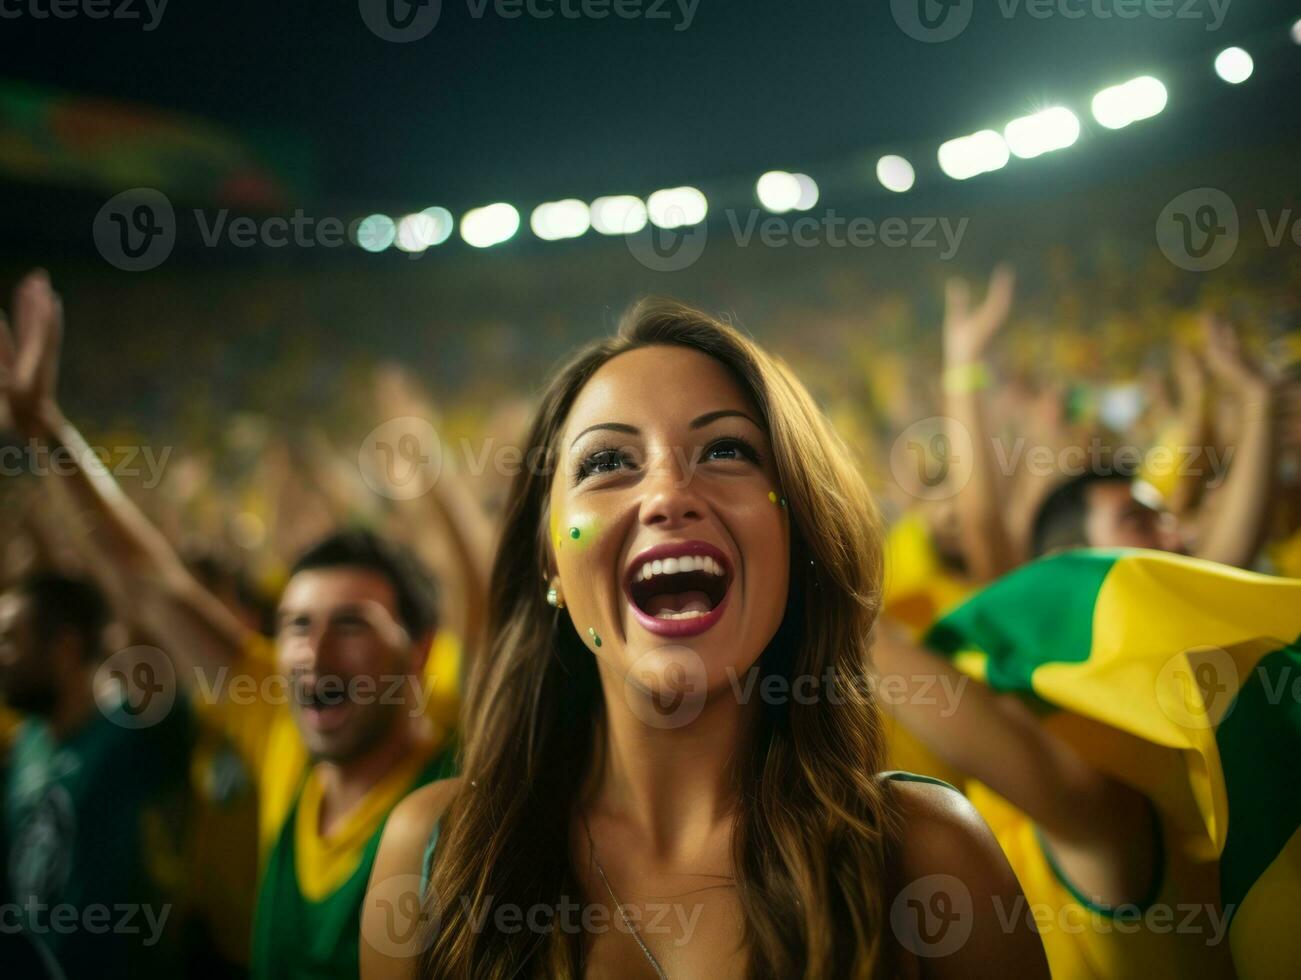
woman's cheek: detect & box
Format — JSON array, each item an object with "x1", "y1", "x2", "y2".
[{"x1": 552, "y1": 506, "x2": 612, "y2": 651}]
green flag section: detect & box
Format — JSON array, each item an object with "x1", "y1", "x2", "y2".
[{"x1": 924, "y1": 549, "x2": 1301, "y2": 980}]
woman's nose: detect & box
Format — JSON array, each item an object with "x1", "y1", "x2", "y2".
[{"x1": 638, "y1": 449, "x2": 706, "y2": 528}]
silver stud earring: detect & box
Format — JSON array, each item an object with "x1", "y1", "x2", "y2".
[{"x1": 546, "y1": 586, "x2": 564, "y2": 608}]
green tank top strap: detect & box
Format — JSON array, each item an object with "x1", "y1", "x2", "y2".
[
  {"x1": 419, "y1": 816, "x2": 443, "y2": 895},
  {"x1": 877, "y1": 769, "x2": 962, "y2": 793}
]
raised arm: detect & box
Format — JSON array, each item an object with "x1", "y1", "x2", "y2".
[
  {"x1": 1164, "y1": 346, "x2": 1210, "y2": 518},
  {"x1": 370, "y1": 366, "x2": 494, "y2": 662},
  {"x1": 873, "y1": 619, "x2": 1159, "y2": 909},
  {"x1": 941, "y1": 265, "x2": 1019, "y2": 582},
  {"x1": 1193, "y1": 314, "x2": 1275, "y2": 568},
  {"x1": 0, "y1": 270, "x2": 248, "y2": 683}
]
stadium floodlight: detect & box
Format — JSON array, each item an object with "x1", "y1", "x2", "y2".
[
  {"x1": 1004, "y1": 107, "x2": 1081, "y2": 160},
  {"x1": 395, "y1": 212, "x2": 439, "y2": 253},
  {"x1": 460, "y1": 203, "x2": 520, "y2": 248},
  {"x1": 590, "y1": 195, "x2": 648, "y2": 235},
  {"x1": 876, "y1": 155, "x2": 916, "y2": 193},
  {"x1": 419, "y1": 207, "x2": 455, "y2": 246},
  {"x1": 756, "y1": 171, "x2": 801, "y2": 213},
  {"x1": 530, "y1": 199, "x2": 591, "y2": 241},
  {"x1": 355, "y1": 213, "x2": 397, "y2": 252},
  {"x1": 792, "y1": 173, "x2": 819, "y2": 210},
  {"x1": 1091, "y1": 76, "x2": 1168, "y2": 129},
  {"x1": 938, "y1": 130, "x2": 1010, "y2": 181},
  {"x1": 1214, "y1": 47, "x2": 1254, "y2": 84},
  {"x1": 646, "y1": 186, "x2": 708, "y2": 228}
]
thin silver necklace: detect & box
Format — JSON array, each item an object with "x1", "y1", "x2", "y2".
[{"x1": 581, "y1": 811, "x2": 670, "y2": 980}]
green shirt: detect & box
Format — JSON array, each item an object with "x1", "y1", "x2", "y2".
[
  {"x1": 2, "y1": 698, "x2": 192, "y2": 980},
  {"x1": 250, "y1": 743, "x2": 456, "y2": 980}
]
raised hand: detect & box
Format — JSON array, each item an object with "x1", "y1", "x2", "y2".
[
  {"x1": 0, "y1": 269, "x2": 64, "y2": 434},
  {"x1": 1172, "y1": 345, "x2": 1207, "y2": 408},
  {"x1": 943, "y1": 263, "x2": 1016, "y2": 367},
  {"x1": 1202, "y1": 313, "x2": 1267, "y2": 396}
]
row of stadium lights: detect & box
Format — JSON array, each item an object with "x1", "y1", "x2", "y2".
[{"x1": 355, "y1": 35, "x2": 1285, "y2": 255}]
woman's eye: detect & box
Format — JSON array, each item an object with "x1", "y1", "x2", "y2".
[
  {"x1": 703, "y1": 437, "x2": 760, "y2": 464},
  {"x1": 577, "y1": 448, "x2": 632, "y2": 481}
]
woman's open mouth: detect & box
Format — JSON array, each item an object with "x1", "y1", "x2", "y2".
[{"x1": 624, "y1": 540, "x2": 733, "y2": 638}]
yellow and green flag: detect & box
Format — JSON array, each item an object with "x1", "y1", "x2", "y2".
[{"x1": 924, "y1": 549, "x2": 1300, "y2": 980}]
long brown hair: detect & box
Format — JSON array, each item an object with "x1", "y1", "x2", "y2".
[{"x1": 422, "y1": 300, "x2": 896, "y2": 978}]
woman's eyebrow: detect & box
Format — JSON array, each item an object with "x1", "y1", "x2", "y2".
[
  {"x1": 691, "y1": 409, "x2": 762, "y2": 430},
  {"x1": 570, "y1": 422, "x2": 639, "y2": 448},
  {"x1": 568, "y1": 410, "x2": 762, "y2": 448}
]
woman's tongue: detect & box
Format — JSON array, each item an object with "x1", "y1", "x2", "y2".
[{"x1": 645, "y1": 589, "x2": 713, "y2": 618}]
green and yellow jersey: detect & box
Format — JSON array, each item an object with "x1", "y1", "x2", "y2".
[{"x1": 199, "y1": 632, "x2": 459, "y2": 980}]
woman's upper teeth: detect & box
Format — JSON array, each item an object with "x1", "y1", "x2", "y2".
[{"x1": 635, "y1": 554, "x2": 725, "y2": 582}]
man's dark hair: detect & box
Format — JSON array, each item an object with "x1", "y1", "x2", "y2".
[
  {"x1": 1030, "y1": 471, "x2": 1134, "y2": 558},
  {"x1": 289, "y1": 529, "x2": 438, "y2": 639},
  {"x1": 16, "y1": 572, "x2": 109, "y2": 662}
]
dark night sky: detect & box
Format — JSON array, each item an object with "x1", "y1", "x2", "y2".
[{"x1": 3, "y1": 0, "x2": 1297, "y2": 210}]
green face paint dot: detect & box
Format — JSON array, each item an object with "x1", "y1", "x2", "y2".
[
  {"x1": 569, "y1": 527, "x2": 581, "y2": 540},
  {"x1": 587, "y1": 627, "x2": 602, "y2": 648},
  {"x1": 768, "y1": 491, "x2": 778, "y2": 504}
]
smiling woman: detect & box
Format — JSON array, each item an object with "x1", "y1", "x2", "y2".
[{"x1": 360, "y1": 299, "x2": 1047, "y2": 979}]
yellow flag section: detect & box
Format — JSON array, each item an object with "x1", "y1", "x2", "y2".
[{"x1": 923, "y1": 549, "x2": 1301, "y2": 980}]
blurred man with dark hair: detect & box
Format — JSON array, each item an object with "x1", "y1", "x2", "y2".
[
  {"x1": 1030, "y1": 470, "x2": 1185, "y2": 557},
  {"x1": 0, "y1": 271, "x2": 458, "y2": 979},
  {"x1": 0, "y1": 572, "x2": 191, "y2": 979}
]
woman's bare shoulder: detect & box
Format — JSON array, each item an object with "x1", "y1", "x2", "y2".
[
  {"x1": 886, "y1": 778, "x2": 1050, "y2": 978},
  {"x1": 890, "y1": 778, "x2": 1005, "y2": 885},
  {"x1": 361, "y1": 779, "x2": 463, "y2": 979},
  {"x1": 383, "y1": 776, "x2": 462, "y2": 856}
]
